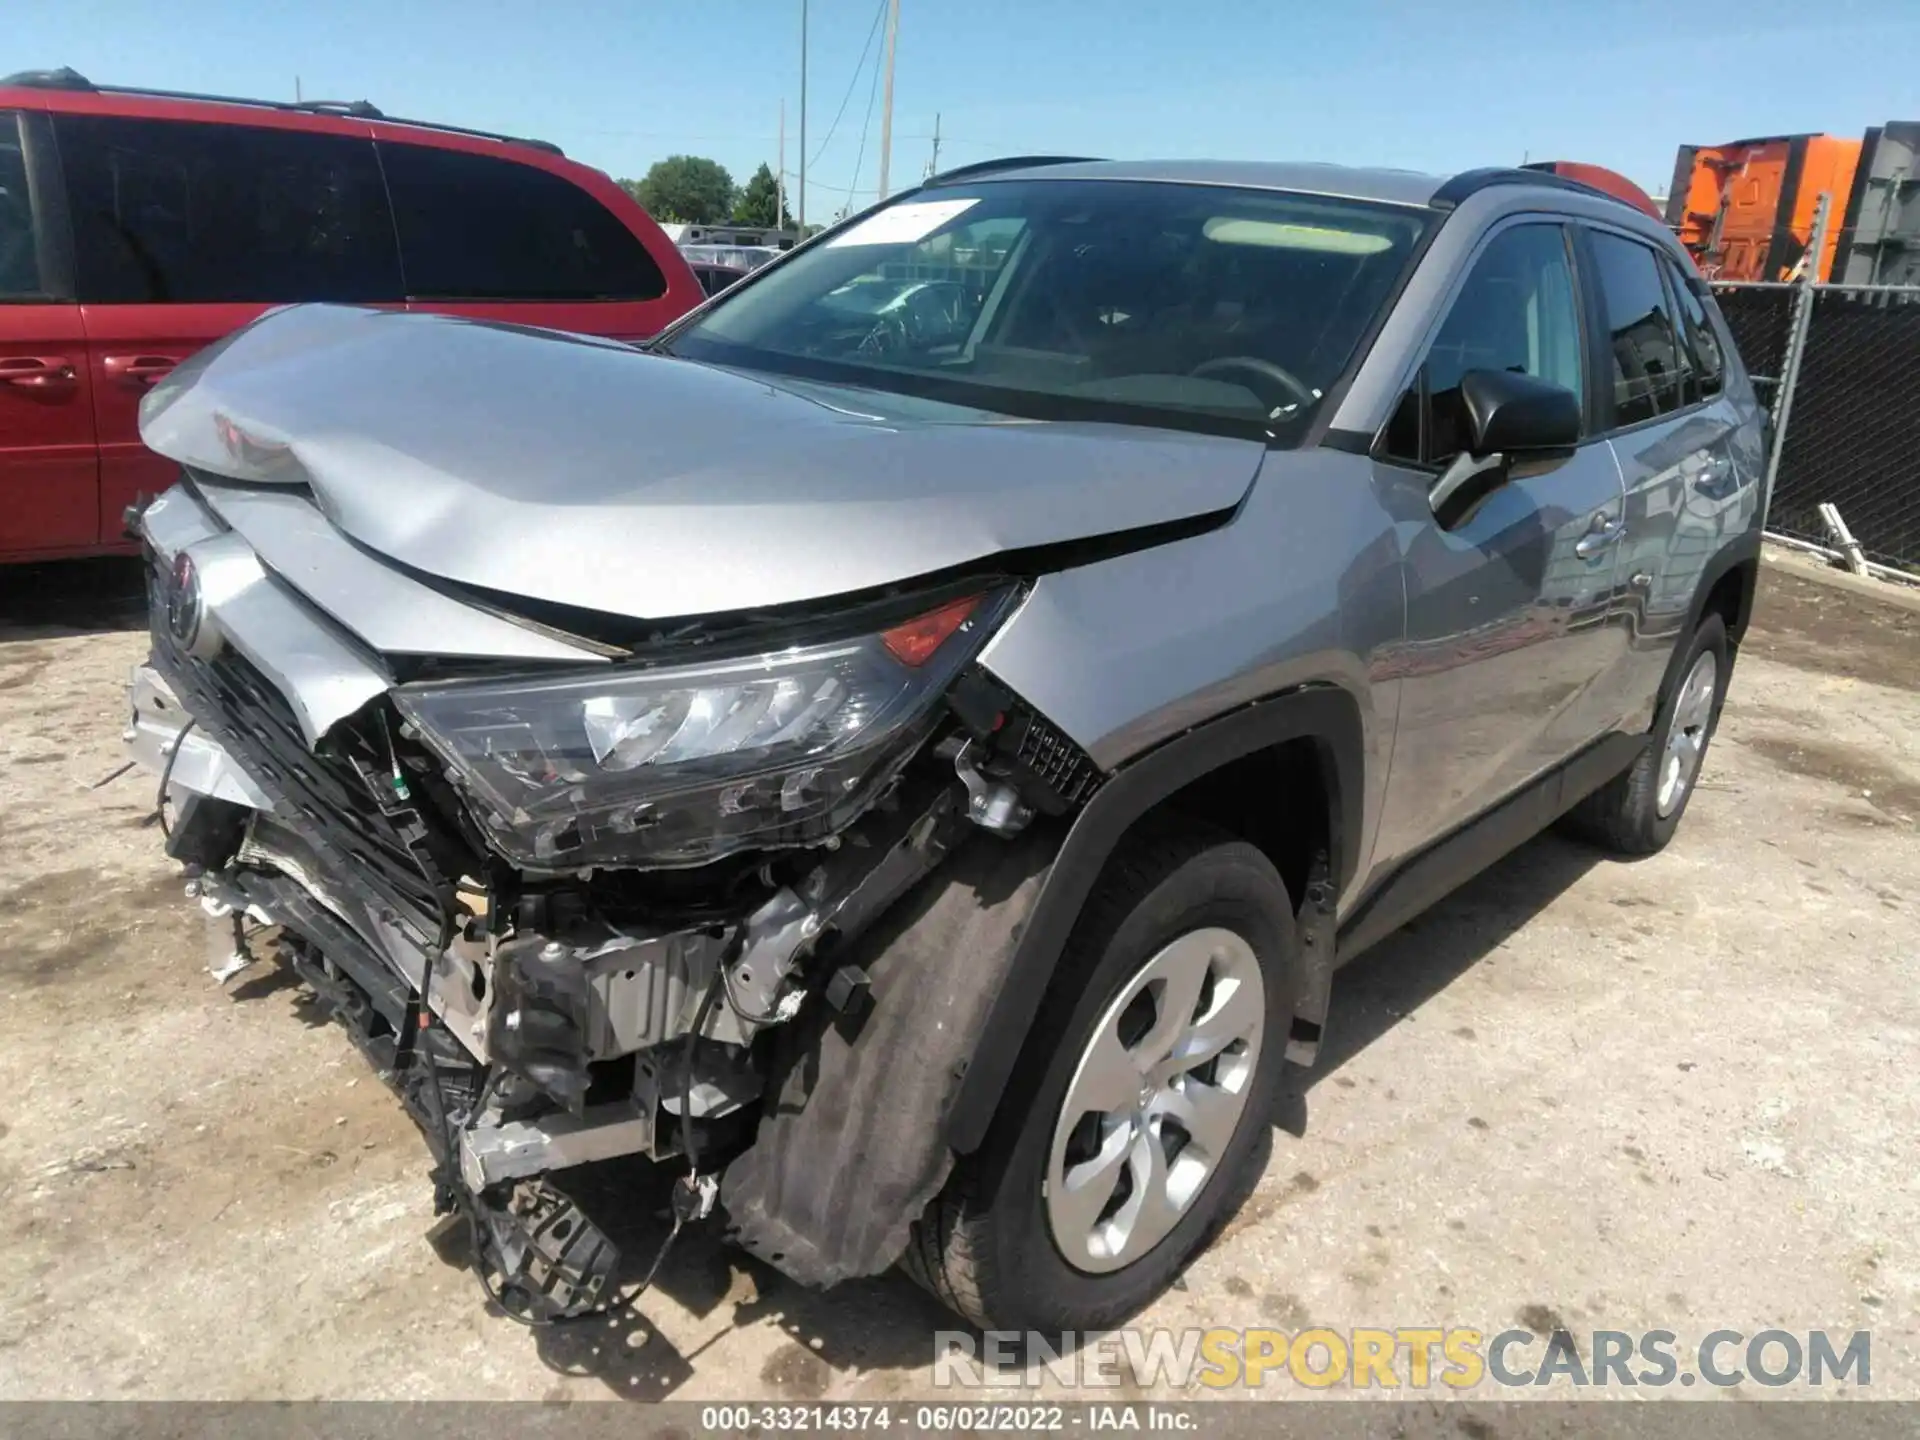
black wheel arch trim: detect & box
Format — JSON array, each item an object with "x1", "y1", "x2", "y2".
[
  {"x1": 942, "y1": 683, "x2": 1365, "y2": 1154},
  {"x1": 1663, "y1": 529, "x2": 1761, "y2": 707}
]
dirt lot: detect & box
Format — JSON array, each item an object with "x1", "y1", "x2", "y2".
[{"x1": 0, "y1": 552, "x2": 1915, "y2": 1404}]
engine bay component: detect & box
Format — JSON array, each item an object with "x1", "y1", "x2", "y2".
[{"x1": 485, "y1": 937, "x2": 596, "y2": 1112}]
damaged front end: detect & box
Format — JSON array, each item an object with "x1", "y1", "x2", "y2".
[{"x1": 128, "y1": 480, "x2": 1102, "y2": 1320}]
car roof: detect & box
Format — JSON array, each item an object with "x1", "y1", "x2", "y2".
[
  {"x1": 0, "y1": 67, "x2": 565, "y2": 156},
  {"x1": 950, "y1": 158, "x2": 1448, "y2": 208}
]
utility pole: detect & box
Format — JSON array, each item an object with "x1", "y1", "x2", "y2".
[
  {"x1": 777, "y1": 98, "x2": 787, "y2": 231},
  {"x1": 797, "y1": 0, "x2": 808, "y2": 232},
  {"x1": 877, "y1": 0, "x2": 900, "y2": 200},
  {"x1": 925, "y1": 112, "x2": 942, "y2": 179}
]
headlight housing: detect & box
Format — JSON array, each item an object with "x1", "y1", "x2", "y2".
[{"x1": 393, "y1": 589, "x2": 1015, "y2": 870}]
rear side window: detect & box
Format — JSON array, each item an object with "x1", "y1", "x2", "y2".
[
  {"x1": 1587, "y1": 231, "x2": 1685, "y2": 427},
  {"x1": 0, "y1": 113, "x2": 44, "y2": 299},
  {"x1": 1664, "y1": 258, "x2": 1725, "y2": 402},
  {"x1": 1382, "y1": 223, "x2": 1584, "y2": 466},
  {"x1": 379, "y1": 143, "x2": 666, "y2": 302},
  {"x1": 57, "y1": 114, "x2": 402, "y2": 305}
]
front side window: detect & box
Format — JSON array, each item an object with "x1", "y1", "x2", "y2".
[
  {"x1": 0, "y1": 113, "x2": 44, "y2": 300},
  {"x1": 380, "y1": 143, "x2": 667, "y2": 302},
  {"x1": 667, "y1": 180, "x2": 1431, "y2": 437},
  {"x1": 57, "y1": 115, "x2": 402, "y2": 304},
  {"x1": 1381, "y1": 223, "x2": 1585, "y2": 466},
  {"x1": 1588, "y1": 231, "x2": 1684, "y2": 427}
]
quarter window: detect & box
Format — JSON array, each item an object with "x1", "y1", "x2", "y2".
[
  {"x1": 57, "y1": 115, "x2": 403, "y2": 304},
  {"x1": 1664, "y1": 257, "x2": 1725, "y2": 402},
  {"x1": 379, "y1": 143, "x2": 666, "y2": 302},
  {"x1": 1383, "y1": 223, "x2": 1585, "y2": 466},
  {"x1": 1588, "y1": 231, "x2": 1685, "y2": 426}
]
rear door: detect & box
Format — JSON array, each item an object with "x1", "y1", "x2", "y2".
[
  {"x1": 376, "y1": 139, "x2": 693, "y2": 340},
  {"x1": 1372, "y1": 219, "x2": 1629, "y2": 866},
  {"x1": 0, "y1": 109, "x2": 99, "y2": 559},
  {"x1": 55, "y1": 112, "x2": 403, "y2": 542},
  {"x1": 1583, "y1": 227, "x2": 1748, "y2": 733}
]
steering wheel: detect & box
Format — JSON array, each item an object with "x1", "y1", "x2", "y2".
[
  {"x1": 1188, "y1": 355, "x2": 1318, "y2": 414},
  {"x1": 856, "y1": 312, "x2": 910, "y2": 358}
]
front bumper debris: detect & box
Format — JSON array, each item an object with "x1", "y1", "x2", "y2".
[
  {"x1": 125, "y1": 664, "x2": 269, "y2": 810},
  {"x1": 123, "y1": 479, "x2": 1099, "y2": 1316}
]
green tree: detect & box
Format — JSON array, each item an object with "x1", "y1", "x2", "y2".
[
  {"x1": 621, "y1": 156, "x2": 736, "y2": 224},
  {"x1": 733, "y1": 163, "x2": 790, "y2": 228}
]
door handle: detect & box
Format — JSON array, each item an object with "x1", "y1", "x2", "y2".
[
  {"x1": 0, "y1": 356, "x2": 77, "y2": 390},
  {"x1": 1686, "y1": 452, "x2": 1734, "y2": 492},
  {"x1": 104, "y1": 354, "x2": 178, "y2": 386},
  {"x1": 1574, "y1": 514, "x2": 1625, "y2": 560}
]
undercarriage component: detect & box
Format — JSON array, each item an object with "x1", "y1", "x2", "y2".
[
  {"x1": 459, "y1": 1103, "x2": 659, "y2": 1190},
  {"x1": 470, "y1": 1178, "x2": 621, "y2": 1322}
]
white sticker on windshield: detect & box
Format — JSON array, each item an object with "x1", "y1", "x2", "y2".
[{"x1": 825, "y1": 197, "x2": 981, "y2": 248}]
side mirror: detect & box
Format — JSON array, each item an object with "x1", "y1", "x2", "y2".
[
  {"x1": 1461, "y1": 368, "x2": 1582, "y2": 454},
  {"x1": 1429, "y1": 369, "x2": 1581, "y2": 525}
]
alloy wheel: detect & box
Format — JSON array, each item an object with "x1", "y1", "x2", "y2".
[
  {"x1": 1044, "y1": 927, "x2": 1265, "y2": 1274},
  {"x1": 1657, "y1": 650, "x2": 1719, "y2": 818}
]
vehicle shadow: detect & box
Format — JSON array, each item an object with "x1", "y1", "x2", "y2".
[
  {"x1": 0, "y1": 557, "x2": 148, "y2": 640},
  {"x1": 1290, "y1": 830, "x2": 1605, "y2": 1101},
  {"x1": 506, "y1": 830, "x2": 1606, "y2": 1400}
]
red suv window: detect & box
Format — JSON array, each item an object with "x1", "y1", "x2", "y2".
[
  {"x1": 57, "y1": 113, "x2": 403, "y2": 304},
  {"x1": 379, "y1": 142, "x2": 667, "y2": 302}
]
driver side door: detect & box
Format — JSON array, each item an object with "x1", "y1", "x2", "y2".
[{"x1": 1370, "y1": 219, "x2": 1630, "y2": 870}]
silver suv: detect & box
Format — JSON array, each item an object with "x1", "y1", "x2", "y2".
[{"x1": 127, "y1": 158, "x2": 1764, "y2": 1332}]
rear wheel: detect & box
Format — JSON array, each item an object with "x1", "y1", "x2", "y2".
[
  {"x1": 906, "y1": 823, "x2": 1297, "y2": 1330},
  {"x1": 1562, "y1": 614, "x2": 1730, "y2": 855}
]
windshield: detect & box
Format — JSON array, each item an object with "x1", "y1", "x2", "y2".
[{"x1": 665, "y1": 178, "x2": 1430, "y2": 436}]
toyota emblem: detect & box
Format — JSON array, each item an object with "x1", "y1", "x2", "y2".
[{"x1": 167, "y1": 551, "x2": 206, "y2": 652}]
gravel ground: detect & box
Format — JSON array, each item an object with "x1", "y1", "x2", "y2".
[{"x1": 0, "y1": 552, "x2": 1915, "y2": 1404}]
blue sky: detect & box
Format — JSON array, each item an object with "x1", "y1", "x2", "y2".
[{"x1": 12, "y1": 0, "x2": 1918, "y2": 221}]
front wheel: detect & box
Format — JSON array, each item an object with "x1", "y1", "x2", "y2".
[{"x1": 906, "y1": 824, "x2": 1297, "y2": 1331}]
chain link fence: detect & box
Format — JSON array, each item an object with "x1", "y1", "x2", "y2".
[{"x1": 1714, "y1": 278, "x2": 1920, "y2": 576}]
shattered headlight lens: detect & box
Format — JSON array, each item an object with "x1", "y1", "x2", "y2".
[{"x1": 393, "y1": 590, "x2": 1014, "y2": 869}]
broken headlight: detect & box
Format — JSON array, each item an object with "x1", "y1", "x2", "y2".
[{"x1": 393, "y1": 590, "x2": 1014, "y2": 869}]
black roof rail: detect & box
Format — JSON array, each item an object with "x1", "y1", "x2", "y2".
[
  {"x1": 1, "y1": 68, "x2": 562, "y2": 155},
  {"x1": 2, "y1": 67, "x2": 95, "y2": 90},
  {"x1": 1430, "y1": 165, "x2": 1634, "y2": 212},
  {"x1": 923, "y1": 155, "x2": 1104, "y2": 187}
]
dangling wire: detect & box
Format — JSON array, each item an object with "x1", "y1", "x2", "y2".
[{"x1": 154, "y1": 717, "x2": 197, "y2": 839}]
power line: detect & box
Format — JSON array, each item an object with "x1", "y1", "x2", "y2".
[
  {"x1": 808, "y1": 0, "x2": 887, "y2": 170},
  {"x1": 843, "y1": 6, "x2": 888, "y2": 217},
  {"x1": 780, "y1": 169, "x2": 874, "y2": 197}
]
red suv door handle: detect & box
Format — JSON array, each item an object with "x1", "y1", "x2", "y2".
[
  {"x1": 104, "y1": 354, "x2": 178, "y2": 386},
  {"x1": 0, "y1": 356, "x2": 78, "y2": 389}
]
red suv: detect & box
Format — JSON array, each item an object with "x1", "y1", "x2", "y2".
[{"x1": 0, "y1": 68, "x2": 702, "y2": 564}]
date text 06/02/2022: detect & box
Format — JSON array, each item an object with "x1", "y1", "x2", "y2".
[{"x1": 698, "y1": 1405, "x2": 1197, "y2": 1432}]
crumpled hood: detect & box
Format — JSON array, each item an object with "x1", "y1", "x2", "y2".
[{"x1": 139, "y1": 304, "x2": 1263, "y2": 621}]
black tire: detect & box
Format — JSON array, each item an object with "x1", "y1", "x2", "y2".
[
  {"x1": 905, "y1": 822, "x2": 1297, "y2": 1331},
  {"x1": 1561, "y1": 614, "x2": 1730, "y2": 855}
]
